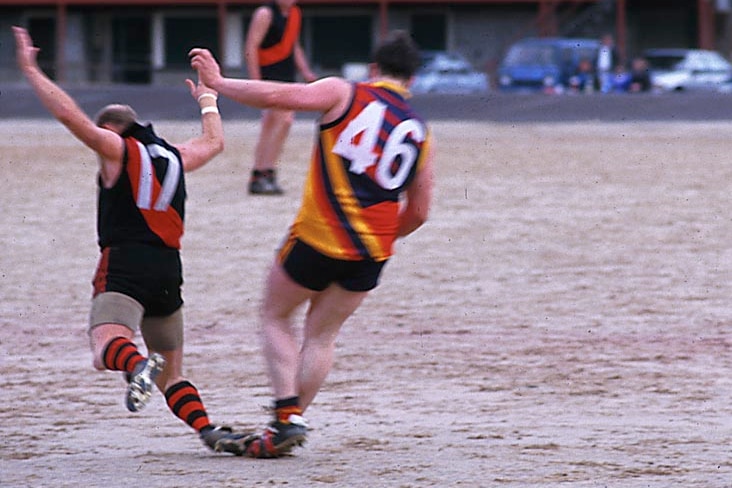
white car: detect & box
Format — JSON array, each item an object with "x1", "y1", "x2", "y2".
[
  {"x1": 411, "y1": 51, "x2": 489, "y2": 95},
  {"x1": 643, "y1": 48, "x2": 732, "y2": 92}
]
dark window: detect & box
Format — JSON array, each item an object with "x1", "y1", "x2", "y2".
[
  {"x1": 645, "y1": 54, "x2": 685, "y2": 70},
  {"x1": 28, "y1": 17, "x2": 56, "y2": 79},
  {"x1": 311, "y1": 16, "x2": 372, "y2": 70},
  {"x1": 165, "y1": 17, "x2": 219, "y2": 69},
  {"x1": 112, "y1": 17, "x2": 151, "y2": 83},
  {"x1": 412, "y1": 14, "x2": 446, "y2": 51}
]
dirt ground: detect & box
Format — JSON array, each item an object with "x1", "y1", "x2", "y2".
[{"x1": 2, "y1": 118, "x2": 732, "y2": 487}]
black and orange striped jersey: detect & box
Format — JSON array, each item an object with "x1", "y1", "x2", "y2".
[
  {"x1": 97, "y1": 123, "x2": 186, "y2": 250},
  {"x1": 290, "y1": 81, "x2": 431, "y2": 262},
  {"x1": 258, "y1": 1, "x2": 301, "y2": 81}
]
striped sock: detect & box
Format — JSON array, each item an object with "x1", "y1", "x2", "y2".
[
  {"x1": 102, "y1": 337, "x2": 144, "y2": 373},
  {"x1": 165, "y1": 380, "x2": 211, "y2": 432},
  {"x1": 274, "y1": 397, "x2": 302, "y2": 423}
]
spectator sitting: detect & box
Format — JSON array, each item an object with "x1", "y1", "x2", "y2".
[
  {"x1": 611, "y1": 64, "x2": 632, "y2": 93},
  {"x1": 628, "y1": 57, "x2": 651, "y2": 93},
  {"x1": 568, "y1": 58, "x2": 596, "y2": 93}
]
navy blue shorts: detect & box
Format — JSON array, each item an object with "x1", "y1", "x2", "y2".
[{"x1": 280, "y1": 238, "x2": 387, "y2": 292}]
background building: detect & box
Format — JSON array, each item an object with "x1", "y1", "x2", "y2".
[{"x1": 0, "y1": 0, "x2": 728, "y2": 85}]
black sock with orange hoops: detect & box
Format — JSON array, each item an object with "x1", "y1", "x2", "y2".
[
  {"x1": 102, "y1": 337, "x2": 145, "y2": 374},
  {"x1": 274, "y1": 396, "x2": 302, "y2": 424},
  {"x1": 165, "y1": 380, "x2": 213, "y2": 433}
]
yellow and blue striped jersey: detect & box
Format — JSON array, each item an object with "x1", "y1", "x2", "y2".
[{"x1": 291, "y1": 81, "x2": 431, "y2": 261}]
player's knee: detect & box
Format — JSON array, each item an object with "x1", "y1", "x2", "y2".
[{"x1": 271, "y1": 110, "x2": 294, "y2": 127}]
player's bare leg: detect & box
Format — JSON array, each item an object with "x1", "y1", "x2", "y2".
[
  {"x1": 261, "y1": 262, "x2": 313, "y2": 401},
  {"x1": 249, "y1": 109, "x2": 294, "y2": 195},
  {"x1": 225, "y1": 263, "x2": 313, "y2": 457},
  {"x1": 90, "y1": 323, "x2": 135, "y2": 371},
  {"x1": 239, "y1": 266, "x2": 367, "y2": 457},
  {"x1": 90, "y1": 323, "x2": 164, "y2": 412},
  {"x1": 298, "y1": 286, "x2": 367, "y2": 411}
]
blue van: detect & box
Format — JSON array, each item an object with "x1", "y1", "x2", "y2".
[{"x1": 498, "y1": 37, "x2": 600, "y2": 93}]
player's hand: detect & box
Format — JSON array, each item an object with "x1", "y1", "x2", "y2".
[
  {"x1": 185, "y1": 76, "x2": 218, "y2": 104},
  {"x1": 188, "y1": 48, "x2": 222, "y2": 89},
  {"x1": 12, "y1": 26, "x2": 40, "y2": 73}
]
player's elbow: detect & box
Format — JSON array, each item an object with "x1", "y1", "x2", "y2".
[
  {"x1": 201, "y1": 141, "x2": 224, "y2": 164},
  {"x1": 411, "y1": 195, "x2": 432, "y2": 225},
  {"x1": 261, "y1": 88, "x2": 299, "y2": 113},
  {"x1": 211, "y1": 136, "x2": 225, "y2": 155},
  {"x1": 260, "y1": 90, "x2": 283, "y2": 109},
  {"x1": 398, "y1": 205, "x2": 429, "y2": 237},
  {"x1": 411, "y1": 209, "x2": 429, "y2": 229},
  {"x1": 204, "y1": 131, "x2": 225, "y2": 156}
]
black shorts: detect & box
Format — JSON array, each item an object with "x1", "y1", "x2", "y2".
[
  {"x1": 92, "y1": 244, "x2": 183, "y2": 317},
  {"x1": 281, "y1": 238, "x2": 387, "y2": 292},
  {"x1": 261, "y1": 63, "x2": 296, "y2": 82}
]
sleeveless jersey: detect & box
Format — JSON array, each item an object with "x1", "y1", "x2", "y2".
[
  {"x1": 258, "y1": 1, "x2": 301, "y2": 81},
  {"x1": 97, "y1": 123, "x2": 186, "y2": 250},
  {"x1": 291, "y1": 81, "x2": 431, "y2": 262}
]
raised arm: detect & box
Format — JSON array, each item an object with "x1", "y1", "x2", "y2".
[
  {"x1": 175, "y1": 77, "x2": 224, "y2": 172},
  {"x1": 190, "y1": 47, "x2": 351, "y2": 121},
  {"x1": 13, "y1": 26, "x2": 123, "y2": 166}
]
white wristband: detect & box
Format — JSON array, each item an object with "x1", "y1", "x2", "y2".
[
  {"x1": 201, "y1": 106, "x2": 219, "y2": 115},
  {"x1": 197, "y1": 93, "x2": 218, "y2": 103}
]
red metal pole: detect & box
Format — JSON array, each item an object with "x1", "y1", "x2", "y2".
[
  {"x1": 615, "y1": 0, "x2": 626, "y2": 65},
  {"x1": 698, "y1": 0, "x2": 714, "y2": 50},
  {"x1": 379, "y1": 0, "x2": 388, "y2": 39},
  {"x1": 379, "y1": 0, "x2": 389, "y2": 39},
  {"x1": 537, "y1": 0, "x2": 557, "y2": 37},
  {"x1": 537, "y1": 0, "x2": 547, "y2": 36}
]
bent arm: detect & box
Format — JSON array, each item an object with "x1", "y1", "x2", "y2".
[
  {"x1": 176, "y1": 78, "x2": 224, "y2": 172},
  {"x1": 294, "y1": 43, "x2": 316, "y2": 82},
  {"x1": 398, "y1": 139, "x2": 435, "y2": 237},
  {"x1": 191, "y1": 47, "x2": 350, "y2": 116},
  {"x1": 215, "y1": 76, "x2": 349, "y2": 114},
  {"x1": 244, "y1": 7, "x2": 271, "y2": 80}
]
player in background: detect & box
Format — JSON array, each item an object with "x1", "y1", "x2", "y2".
[
  {"x1": 244, "y1": 0, "x2": 316, "y2": 195},
  {"x1": 190, "y1": 29, "x2": 434, "y2": 457},
  {"x1": 13, "y1": 26, "x2": 248, "y2": 453}
]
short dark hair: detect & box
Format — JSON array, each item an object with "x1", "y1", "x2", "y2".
[
  {"x1": 94, "y1": 104, "x2": 138, "y2": 130},
  {"x1": 372, "y1": 30, "x2": 421, "y2": 80}
]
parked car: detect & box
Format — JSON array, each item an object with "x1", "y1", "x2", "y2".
[
  {"x1": 497, "y1": 37, "x2": 600, "y2": 93},
  {"x1": 643, "y1": 48, "x2": 732, "y2": 92},
  {"x1": 410, "y1": 51, "x2": 489, "y2": 95}
]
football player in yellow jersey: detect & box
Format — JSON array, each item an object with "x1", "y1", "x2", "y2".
[{"x1": 190, "y1": 30, "x2": 434, "y2": 457}]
